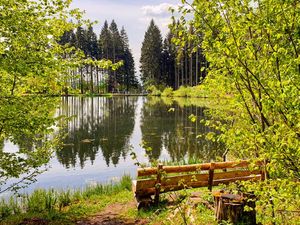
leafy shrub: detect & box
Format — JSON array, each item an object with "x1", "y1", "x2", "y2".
[
  {"x1": 147, "y1": 85, "x2": 161, "y2": 96},
  {"x1": 173, "y1": 86, "x2": 190, "y2": 97},
  {"x1": 161, "y1": 87, "x2": 174, "y2": 97}
]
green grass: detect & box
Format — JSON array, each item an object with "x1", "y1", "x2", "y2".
[
  {"x1": 0, "y1": 174, "x2": 219, "y2": 225},
  {"x1": 0, "y1": 175, "x2": 132, "y2": 224}
]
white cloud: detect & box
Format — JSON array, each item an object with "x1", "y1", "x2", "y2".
[
  {"x1": 141, "y1": 3, "x2": 177, "y2": 18},
  {"x1": 140, "y1": 3, "x2": 180, "y2": 38}
]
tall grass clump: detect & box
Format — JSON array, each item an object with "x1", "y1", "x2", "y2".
[
  {"x1": 0, "y1": 197, "x2": 21, "y2": 220},
  {"x1": 82, "y1": 175, "x2": 131, "y2": 198}
]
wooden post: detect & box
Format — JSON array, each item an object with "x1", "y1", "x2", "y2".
[
  {"x1": 154, "y1": 164, "x2": 163, "y2": 205},
  {"x1": 260, "y1": 159, "x2": 268, "y2": 181},
  {"x1": 208, "y1": 163, "x2": 215, "y2": 191},
  {"x1": 213, "y1": 192, "x2": 256, "y2": 225}
]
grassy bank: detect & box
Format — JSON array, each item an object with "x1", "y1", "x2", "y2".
[
  {"x1": 1, "y1": 175, "x2": 300, "y2": 224},
  {"x1": 0, "y1": 175, "x2": 217, "y2": 225},
  {"x1": 0, "y1": 176, "x2": 133, "y2": 224}
]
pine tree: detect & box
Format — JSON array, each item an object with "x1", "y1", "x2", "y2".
[
  {"x1": 86, "y1": 26, "x2": 99, "y2": 59},
  {"x1": 140, "y1": 19, "x2": 163, "y2": 86},
  {"x1": 161, "y1": 32, "x2": 176, "y2": 87},
  {"x1": 109, "y1": 20, "x2": 123, "y2": 92},
  {"x1": 99, "y1": 21, "x2": 112, "y2": 93},
  {"x1": 75, "y1": 26, "x2": 87, "y2": 94},
  {"x1": 99, "y1": 21, "x2": 112, "y2": 60},
  {"x1": 86, "y1": 26, "x2": 99, "y2": 93},
  {"x1": 120, "y1": 27, "x2": 138, "y2": 91}
]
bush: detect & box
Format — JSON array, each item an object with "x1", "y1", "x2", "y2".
[
  {"x1": 188, "y1": 86, "x2": 208, "y2": 98},
  {"x1": 173, "y1": 86, "x2": 190, "y2": 97},
  {"x1": 147, "y1": 85, "x2": 161, "y2": 96},
  {"x1": 161, "y1": 87, "x2": 174, "y2": 97}
]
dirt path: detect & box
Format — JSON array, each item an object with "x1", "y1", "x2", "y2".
[{"x1": 76, "y1": 201, "x2": 149, "y2": 225}]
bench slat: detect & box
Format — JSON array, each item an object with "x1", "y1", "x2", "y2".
[
  {"x1": 137, "y1": 160, "x2": 258, "y2": 177},
  {"x1": 135, "y1": 170, "x2": 261, "y2": 193},
  {"x1": 135, "y1": 174, "x2": 261, "y2": 197}
]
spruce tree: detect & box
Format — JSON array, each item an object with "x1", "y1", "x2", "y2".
[
  {"x1": 162, "y1": 32, "x2": 176, "y2": 87},
  {"x1": 86, "y1": 26, "x2": 99, "y2": 59},
  {"x1": 98, "y1": 21, "x2": 112, "y2": 93},
  {"x1": 109, "y1": 20, "x2": 123, "y2": 92},
  {"x1": 99, "y1": 21, "x2": 112, "y2": 60},
  {"x1": 86, "y1": 26, "x2": 99, "y2": 92},
  {"x1": 120, "y1": 27, "x2": 138, "y2": 91},
  {"x1": 140, "y1": 19, "x2": 163, "y2": 86},
  {"x1": 75, "y1": 26, "x2": 87, "y2": 94}
]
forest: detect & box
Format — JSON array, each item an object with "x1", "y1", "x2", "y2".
[{"x1": 59, "y1": 18, "x2": 209, "y2": 95}]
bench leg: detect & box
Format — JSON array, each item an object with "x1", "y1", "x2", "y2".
[{"x1": 135, "y1": 195, "x2": 153, "y2": 210}]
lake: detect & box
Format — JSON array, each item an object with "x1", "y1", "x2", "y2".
[{"x1": 2, "y1": 96, "x2": 223, "y2": 193}]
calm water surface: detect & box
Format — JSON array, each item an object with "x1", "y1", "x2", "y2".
[{"x1": 4, "y1": 96, "x2": 223, "y2": 192}]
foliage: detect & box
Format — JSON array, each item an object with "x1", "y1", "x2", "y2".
[
  {"x1": 225, "y1": 180, "x2": 300, "y2": 224},
  {"x1": 0, "y1": 0, "x2": 94, "y2": 193},
  {"x1": 161, "y1": 87, "x2": 174, "y2": 97},
  {"x1": 0, "y1": 0, "x2": 85, "y2": 96},
  {"x1": 0, "y1": 97, "x2": 62, "y2": 193},
  {"x1": 147, "y1": 85, "x2": 161, "y2": 96},
  {"x1": 173, "y1": 86, "x2": 191, "y2": 97},
  {"x1": 176, "y1": 0, "x2": 300, "y2": 178},
  {"x1": 174, "y1": 0, "x2": 300, "y2": 222}
]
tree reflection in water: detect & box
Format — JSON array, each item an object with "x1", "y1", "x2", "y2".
[
  {"x1": 140, "y1": 97, "x2": 224, "y2": 163},
  {"x1": 56, "y1": 96, "x2": 224, "y2": 170},
  {"x1": 56, "y1": 96, "x2": 137, "y2": 168}
]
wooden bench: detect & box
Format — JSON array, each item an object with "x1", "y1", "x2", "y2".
[{"x1": 132, "y1": 160, "x2": 265, "y2": 208}]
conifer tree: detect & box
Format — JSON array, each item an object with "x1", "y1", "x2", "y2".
[
  {"x1": 86, "y1": 26, "x2": 99, "y2": 92},
  {"x1": 75, "y1": 26, "x2": 87, "y2": 94},
  {"x1": 98, "y1": 21, "x2": 112, "y2": 93},
  {"x1": 120, "y1": 27, "x2": 138, "y2": 91},
  {"x1": 161, "y1": 32, "x2": 176, "y2": 87},
  {"x1": 99, "y1": 21, "x2": 112, "y2": 60},
  {"x1": 109, "y1": 20, "x2": 123, "y2": 92},
  {"x1": 140, "y1": 19, "x2": 163, "y2": 86}
]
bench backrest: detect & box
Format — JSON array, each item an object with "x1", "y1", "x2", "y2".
[{"x1": 134, "y1": 160, "x2": 265, "y2": 198}]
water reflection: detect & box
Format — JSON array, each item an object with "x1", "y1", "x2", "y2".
[
  {"x1": 57, "y1": 96, "x2": 223, "y2": 170},
  {"x1": 141, "y1": 97, "x2": 223, "y2": 162},
  {"x1": 56, "y1": 97, "x2": 138, "y2": 168}
]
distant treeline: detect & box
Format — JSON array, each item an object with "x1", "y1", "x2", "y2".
[
  {"x1": 140, "y1": 20, "x2": 208, "y2": 89},
  {"x1": 59, "y1": 20, "x2": 138, "y2": 94}
]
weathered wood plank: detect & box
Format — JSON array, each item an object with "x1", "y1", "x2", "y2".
[
  {"x1": 137, "y1": 160, "x2": 260, "y2": 176},
  {"x1": 135, "y1": 170, "x2": 261, "y2": 192},
  {"x1": 135, "y1": 175, "x2": 261, "y2": 198}
]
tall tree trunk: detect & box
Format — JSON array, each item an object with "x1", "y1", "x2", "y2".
[
  {"x1": 90, "y1": 64, "x2": 94, "y2": 93},
  {"x1": 196, "y1": 50, "x2": 199, "y2": 85},
  {"x1": 190, "y1": 52, "x2": 193, "y2": 86},
  {"x1": 181, "y1": 59, "x2": 184, "y2": 86},
  {"x1": 96, "y1": 66, "x2": 99, "y2": 94},
  {"x1": 80, "y1": 67, "x2": 84, "y2": 94},
  {"x1": 185, "y1": 47, "x2": 188, "y2": 86}
]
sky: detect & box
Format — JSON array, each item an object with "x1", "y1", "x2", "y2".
[{"x1": 71, "y1": 0, "x2": 181, "y2": 76}]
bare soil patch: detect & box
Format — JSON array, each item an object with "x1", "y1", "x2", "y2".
[{"x1": 76, "y1": 201, "x2": 149, "y2": 225}]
